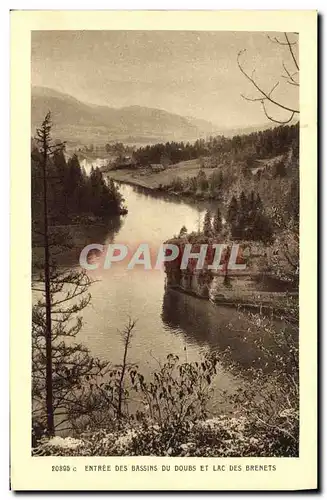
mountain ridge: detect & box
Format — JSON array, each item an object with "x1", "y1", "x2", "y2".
[
  {"x1": 31, "y1": 86, "x2": 276, "y2": 146},
  {"x1": 31, "y1": 86, "x2": 219, "y2": 145}
]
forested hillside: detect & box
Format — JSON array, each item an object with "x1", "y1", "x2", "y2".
[
  {"x1": 31, "y1": 145, "x2": 124, "y2": 228},
  {"x1": 132, "y1": 123, "x2": 298, "y2": 167}
]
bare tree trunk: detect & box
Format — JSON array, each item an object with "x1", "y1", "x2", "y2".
[
  {"x1": 117, "y1": 341, "x2": 128, "y2": 420},
  {"x1": 41, "y1": 134, "x2": 54, "y2": 436},
  {"x1": 117, "y1": 319, "x2": 136, "y2": 420}
]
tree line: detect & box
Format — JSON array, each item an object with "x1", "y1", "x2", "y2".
[
  {"x1": 226, "y1": 191, "x2": 273, "y2": 242},
  {"x1": 132, "y1": 123, "x2": 299, "y2": 167},
  {"x1": 32, "y1": 136, "x2": 124, "y2": 228},
  {"x1": 32, "y1": 113, "x2": 298, "y2": 456},
  {"x1": 190, "y1": 191, "x2": 272, "y2": 243}
]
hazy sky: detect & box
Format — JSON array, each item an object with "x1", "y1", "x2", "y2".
[{"x1": 31, "y1": 31, "x2": 298, "y2": 128}]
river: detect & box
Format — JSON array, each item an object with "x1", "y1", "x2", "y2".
[
  {"x1": 34, "y1": 183, "x2": 266, "y2": 413},
  {"x1": 65, "y1": 183, "x2": 267, "y2": 412}
]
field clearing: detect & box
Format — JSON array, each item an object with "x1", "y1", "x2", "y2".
[{"x1": 106, "y1": 158, "x2": 215, "y2": 189}]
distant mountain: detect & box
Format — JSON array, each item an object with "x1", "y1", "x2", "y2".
[{"x1": 31, "y1": 87, "x2": 220, "y2": 146}]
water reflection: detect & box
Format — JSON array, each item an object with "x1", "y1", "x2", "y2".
[
  {"x1": 161, "y1": 288, "x2": 265, "y2": 371},
  {"x1": 32, "y1": 182, "x2": 259, "y2": 410},
  {"x1": 112, "y1": 180, "x2": 220, "y2": 215},
  {"x1": 32, "y1": 215, "x2": 124, "y2": 271}
]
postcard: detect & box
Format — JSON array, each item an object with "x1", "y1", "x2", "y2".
[{"x1": 10, "y1": 9, "x2": 317, "y2": 491}]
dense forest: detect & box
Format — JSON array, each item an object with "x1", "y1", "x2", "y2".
[
  {"x1": 30, "y1": 26, "x2": 301, "y2": 461},
  {"x1": 132, "y1": 123, "x2": 299, "y2": 167},
  {"x1": 159, "y1": 124, "x2": 299, "y2": 249},
  {"x1": 31, "y1": 146, "x2": 125, "y2": 227},
  {"x1": 107, "y1": 123, "x2": 299, "y2": 248},
  {"x1": 31, "y1": 114, "x2": 299, "y2": 458},
  {"x1": 197, "y1": 192, "x2": 274, "y2": 243}
]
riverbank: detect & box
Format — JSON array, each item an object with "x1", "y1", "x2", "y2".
[
  {"x1": 167, "y1": 280, "x2": 298, "y2": 319},
  {"x1": 106, "y1": 158, "x2": 214, "y2": 192},
  {"x1": 167, "y1": 281, "x2": 297, "y2": 317},
  {"x1": 164, "y1": 233, "x2": 298, "y2": 319}
]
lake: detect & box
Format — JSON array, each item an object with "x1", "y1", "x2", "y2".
[
  {"x1": 68, "y1": 183, "x2": 268, "y2": 412},
  {"x1": 34, "y1": 183, "x2": 267, "y2": 413}
]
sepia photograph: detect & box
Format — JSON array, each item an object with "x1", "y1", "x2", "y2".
[
  {"x1": 9, "y1": 9, "x2": 318, "y2": 491},
  {"x1": 31, "y1": 30, "x2": 300, "y2": 457},
  {"x1": 30, "y1": 28, "x2": 301, "y2": 459}
]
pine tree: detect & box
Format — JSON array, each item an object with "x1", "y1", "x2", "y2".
[
  {"x1": 251, "y1": 211, "x2": 274, "y2": 243},
  {"x1": 227, "y1": 195, "x2": 238, "y2": 237},
  {"x1": 286, "y1": 180, "x2": 299, "y2": 224},
  {"x1": 203, "y1": 209, "x2": 213, "y2": 237},
  {"x1": 213, "y1": 207, "x2": 223, "y2": 235},
  {"x1": 239, "y1": 191, "x2": 248, "y2": 215},
  {"x1": 249, "y1": 191, "x2": 256, "y2": 211},
  {"x1": 196, "y1": 169, "x2": 209, "y2": 191},
  {"x1": 66, "y1": 154, "x2": 84, "y2": 214},
  {"x1": 52, "y1": 149, "x2": 69, "y2": 221},
  {"x1": 255, "y1": 193, "x2": 263, "y2": 212},
  {"x1": 34, "y1": 112, "x2": 64, "y2": 435},
  {"x1": 32, "y1": 114, "x2": 110, "y2": 438},
  {"x1": 179, "y1": 225, "x2": 188, "y2": 237},
  {"x1": 238, "y1": 191, "x2": 250, "y2": 239}
]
